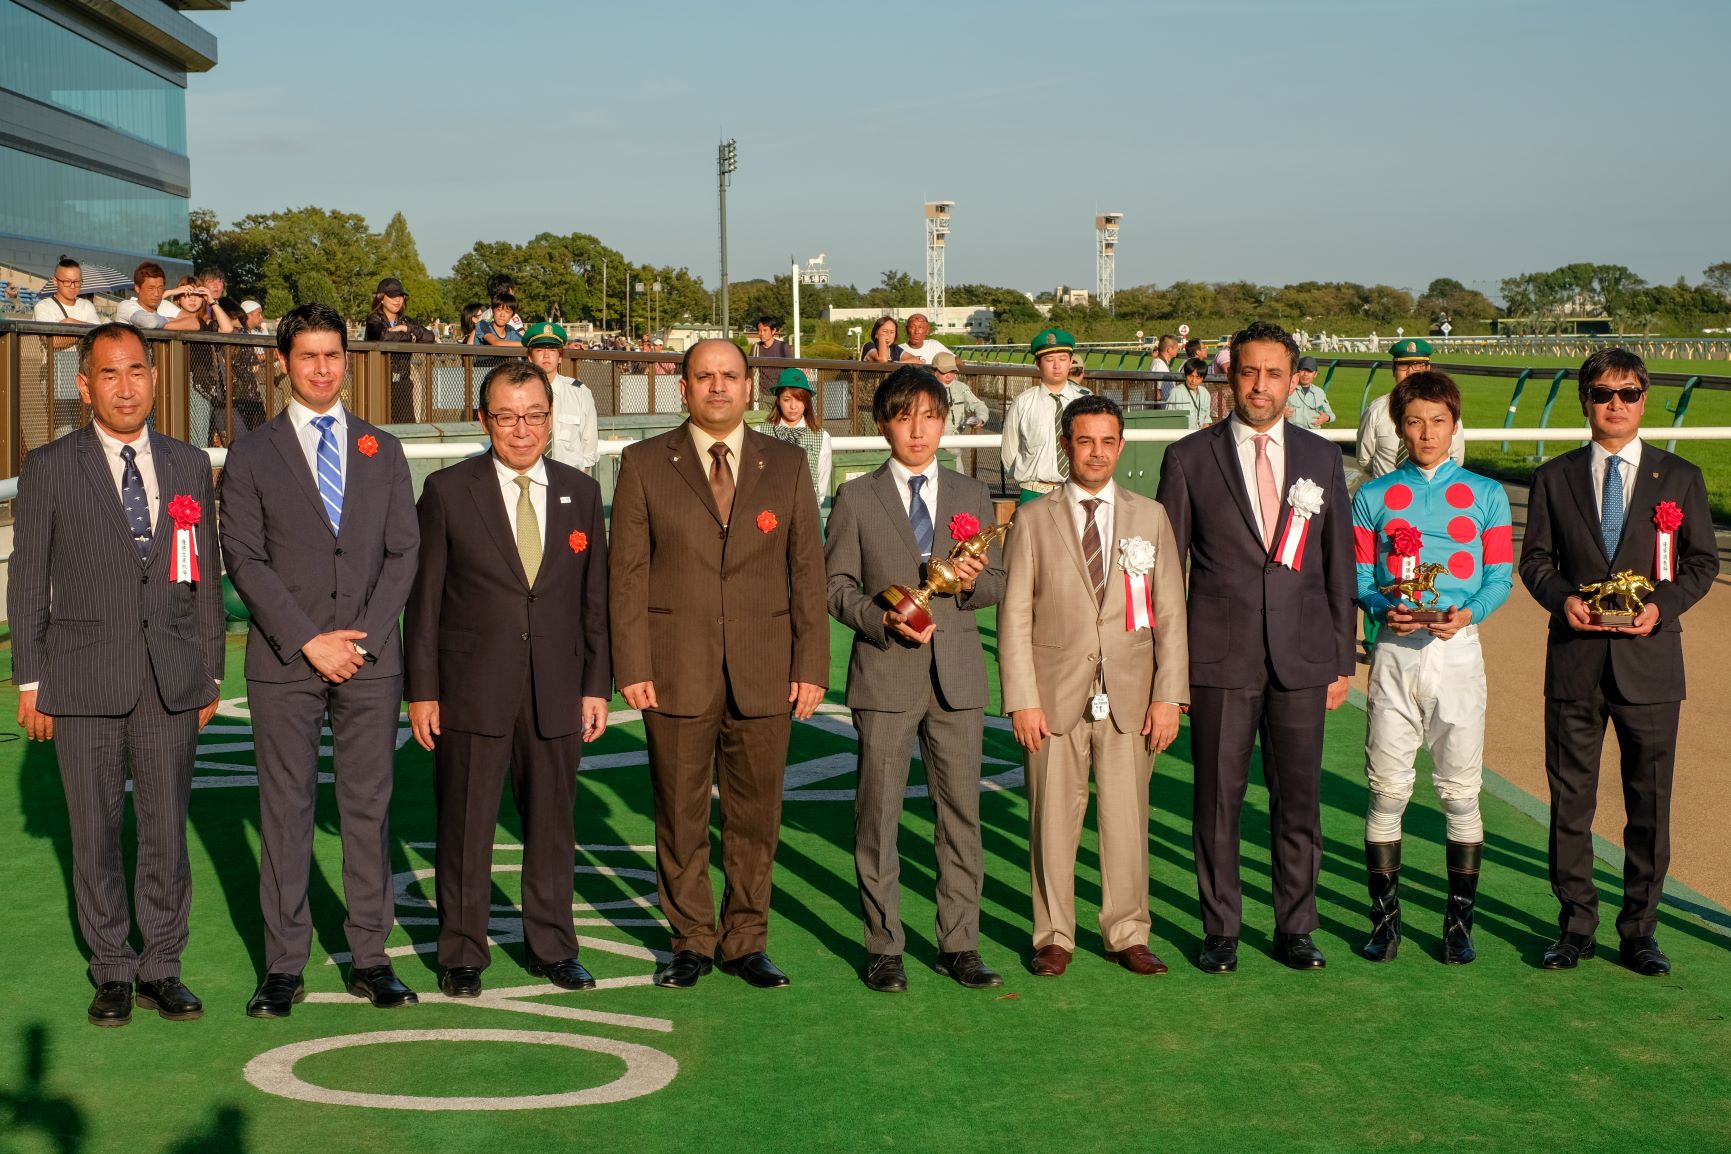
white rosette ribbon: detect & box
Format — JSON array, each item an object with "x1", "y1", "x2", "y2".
[
  {"x1": 1274, "y1": 477, "x2": 1324, "y2": 570},
  {"x1": 1117, "y1": 536, "x2": 1157, "y2": 630}
]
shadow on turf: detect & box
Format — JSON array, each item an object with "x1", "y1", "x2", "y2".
[
  {"x1": 3, "y1": 1023, "x2": 85, "y2": 1152},
  {"x1": 164, "y1": 1104, "x2": 252, "y2": 1153}
]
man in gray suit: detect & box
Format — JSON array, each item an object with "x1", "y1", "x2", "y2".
[
  {"x1": 11, "y1": 323, "x2": 224, "y2": 1026},
  {"x1": 825, "y1": 366, "x2": 1007, "y2": 993},
  {"x1": 220, "y1": 303, "x2": 421, "y2": 1016}
]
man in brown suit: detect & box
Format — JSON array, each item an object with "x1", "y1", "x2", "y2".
[
  {"x1": 610, "y1": 339, "x2": 829, "y2": 989},
  {"x1": 1000, "y1": 395, "x2": 1190, "y2": 977}
]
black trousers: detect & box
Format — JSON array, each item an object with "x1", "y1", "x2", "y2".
[{"x1": 1544, "y1": 665, "x2": 1680, "y2": 939}]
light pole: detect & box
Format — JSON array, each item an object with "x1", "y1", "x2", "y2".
[
  {"x1": 634, "y1": 281, "x2": 646, "y2": 344},
  {"x1": 718, "y1": 138, "x2": 737, "y2": 338},
  {"x1": 651, "y1": 281, "x2": 662, "y2": 338},
  {"x1": 846, "y1": 325, "x2": 863, "y2": 359},
  {"x1": 790, "y1": 252, "x2": 829, "y2": 359}
]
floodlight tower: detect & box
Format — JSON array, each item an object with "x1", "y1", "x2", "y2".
[
  {"x1": 925, "y1": 201, "x2": 953, "y2": 313},
  {"x1": 1096, "y1": 212, "x2": 1123, "y2": 312}
]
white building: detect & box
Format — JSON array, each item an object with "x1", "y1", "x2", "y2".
[{"x1": 824, "y1": 305, "x2": 994, "y2": 338}]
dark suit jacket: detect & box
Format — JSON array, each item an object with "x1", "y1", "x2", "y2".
[
  {"x1": 1155, "y1": 419, "x2": 1356, "y2": 690},
  {"x1": 219, "y1": 406, "x2": 419, "y2": 682},
  {"x1": 8, "y1": 425, "x2": 224, "y2": 714},
  {"x1": 1518, "y1": 442, "x2": 1716, "y2": 703},
  {"x1": 404, "y1": 453, "x2": 610, "y2": 737},
  {"x1": 824, "y1": 463, "x2": 1005, "y2": 713},
  {"x1": 610, "y1": 420, "x2": 828, "y2": 718}
]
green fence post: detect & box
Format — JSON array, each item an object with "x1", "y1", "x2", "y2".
[
  {"x1": 1320, "y1": 359, "x2": 1341, "y2": 393},
  {"x1": 1500, "y1": 368, "x2": 1534, "y2": 453},
  {"x1": 1666, "y1": 376, "x2": 1700, "y2": 454},
  {"x1": 1534, "y1": 370, "x2": 1568, "y2": 459},
  {"x1": 1358, "y1": 362, "x2": 1383, "y2": 419}
]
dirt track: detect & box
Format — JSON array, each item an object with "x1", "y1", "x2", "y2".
[{"x1": 1351, "y1": 482, "x2": 1731, "y2": 909}]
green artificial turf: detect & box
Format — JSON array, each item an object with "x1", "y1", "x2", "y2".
[{"x1": 3, "y1": 621, "x2": 1730, "y2": 1153}]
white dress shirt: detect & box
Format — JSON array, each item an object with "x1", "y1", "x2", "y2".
[
  {"x1": 92, "y1": 422, "x2": 160, "y2": 529},
  {"x1": 1229, "y1": 413, "x2": 1286, "y2": 544},
  {"x1": 287, "y1": 396, "x2": 348, "y2": 488},
  {"x1": 1065, "y1": 479, "x2": 1116, "y2": 554},
  {"x1": 1589, "y1": 436, "x2": 1642, "y2": 519},
  {"x1": 687, "y1": 421, "x2": 745, "y2": 483},
  {"x1": 494, "y1": 453, "x2": 548, "y2": 547},
  {"x1": 886, "y1": 455, "x2": 940, "y2": 520},
  {"x1": 1001, "y1": 381, "x2": 1090, "y2": 487}
]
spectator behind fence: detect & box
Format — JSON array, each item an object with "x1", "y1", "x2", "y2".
[
  {"x1": 364, "y1": 277, "x2": 436, "y2": 423},
  {"x1": 1148, "y1": 334, "x2": 1181, "y2": 374},
  {"x1": 862, "y1": 315, "x2": 899, "y2": 363},
  {"x1": 232, "y1": 299, "x2": 272, "y2": 433},
  {"x1": 458, "y1": 302, "x2": 484, "y2": 345},
  {"x1": 475, "y1": 292, "x2": 523, "y2": 346},
  {"x1": 766, "y1": 367, "x2": 832, "y2": 505},
  {"x1": 171, "y1": 276, "x2": 235, "y2": 447},
  {"x1": 480, "y1": 273, "x2": 525, "y2": 336},
  {"x1": 34, "y1": 256, "x2": 98, "y2": 336},
  {"x1": 896, "y1": 313, "x2": 950, "y2": 365},
  {"x1": 525, "y1": 322, "x2": 598, "y2": 474},
  {"x1": 751, "y1": 314, "x2": 791, "y2": 397},
  {"x1": 1181, "y1": 337, "x2": 1206, "y2": 365},
  {"x1": 931, "y1": 351, "x2": 987, "y2": 433},
  {"x1": 1284, "y1": 356, "x2": 1336, "y2": 429},
  {"x1": 114, "y1": 262, "x2": 197, "y2": 332},
  {"x1": 1167, "y1": 357, "x2": 1213, "y2": 431}
]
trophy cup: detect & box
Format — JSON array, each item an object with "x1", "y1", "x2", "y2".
[
  {"x1": 1378, "y1": 561, "x2": 1450, "y2": 624},
  {"x1": 881, "y1": 521, "x2": 1010, "y2": 633},
  {"x1": 1577, "y1": 570, "x2": 1656, "y2": 627}
]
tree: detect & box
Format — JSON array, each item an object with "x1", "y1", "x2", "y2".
[
  {"x1": 862, "y1": 270, "x2": 922, "y2": 308},
  {"x1": 1703, "y1": 261, "x2": 1731, "y2": 302},
  {"x1": 231, "y1": 207, "x2": 383, "y2": 317},
  {"x1": 377, "y1": 212, "x2": 447, "y2": 321}
]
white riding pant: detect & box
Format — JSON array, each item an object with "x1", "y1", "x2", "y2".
[{"x1": 1363, "y1": 625, "x2": 1486, "y2": 844}]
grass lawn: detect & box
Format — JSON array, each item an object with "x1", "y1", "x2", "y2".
[{"x1": 4, "y1": 622, "x2": 1731, "y2": 1153}]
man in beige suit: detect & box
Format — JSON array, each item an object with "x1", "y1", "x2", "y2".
[
  {"x1": 611, "y1": 339, "x2": 829, "y2": 990},
  {"x1": 1000, "y1": 394, "x2": 1189, "y2": 977}
]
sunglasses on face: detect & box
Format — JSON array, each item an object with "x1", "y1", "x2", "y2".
[{"x1": 1588, "y1": 386, "x2": 1646, "y2": 406}]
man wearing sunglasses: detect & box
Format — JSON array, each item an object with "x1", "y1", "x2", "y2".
[{"x1": 1518, "y1": 348, "x2": 1716, "y2": 976}]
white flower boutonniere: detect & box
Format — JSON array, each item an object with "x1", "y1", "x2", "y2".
[
  {"x1": 1117, "y1": 535, "x2": 1156, "y2": 577},
  {"x1": 1274, "y1": 477, "x2": 1324, "y2": 570},
  {"x1": 1117, "y1": 536, "x2": 1158, "y2": 631},
  {"x1": 1287, "y1": 477, "x2": 1324, "y2": 517}
]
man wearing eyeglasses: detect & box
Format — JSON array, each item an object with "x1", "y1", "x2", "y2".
[
  {"x1": 1519, "y1": 348, "x2": 1716, "y2": 976},
  {"x1": 405, "y1": 360, "x2": 611, "y2": 998}
]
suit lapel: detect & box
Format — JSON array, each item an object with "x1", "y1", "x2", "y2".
[
  {"x1": 534, "y1": 466, "x2": 573, "y2": 591},
  {"x1": 75, "y1": 426, "x2": 138, "y2": 549},
  {"x1": 468, "y1": 455, "x2": 529, "y2": 589},
  {"x1": 141, "y1": 431, "x2": 181, "y2": 567},
  {"x1": 268, "y1": 409, "x2": 333, "y2": 533},
  {"x1": 1208, "y1": 420, "x2": 1265, "y2": 550},
  {"x1": 730, "y1": 428, "x2": 769, "y2": 528},
  {"x1": 872, "y1": 463, "x2": 924, "y2": 563},
  {"x1": 1569, "y1": 448, "x2": 1608, "y2": 563},
  {"x1": 1044, "y1": 488, "x2": 1093, "y2": 591},
  {"x1": 668, "y1": 422, "x2": 722, "y2": 525}
]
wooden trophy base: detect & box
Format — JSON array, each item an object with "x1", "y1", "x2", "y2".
[
  {"x1": 1588, "y1": 612, "x2": 1634, "y2": 627},
  {"x1": 882, "y1": 585, "x2": 933, "y2": 633},
  {"x1": 1403, "y1": 610, "x2": 1449, "y2": 624}
]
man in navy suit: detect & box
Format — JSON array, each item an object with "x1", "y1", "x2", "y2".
[
  {"x1": 1155, "y1": 321, "x2": 1357, "y2": 973},
  {"x1": 1519, "y1": 347, "x2": 1716, "y2": 975}
]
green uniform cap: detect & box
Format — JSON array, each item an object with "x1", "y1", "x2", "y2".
[
  {"x1": 1029, "y1": 327, "x2": 1077, "y2": 359},
  {"x1": 771, "y1": 367, "x2": 814, "y2": 393},
  {"x1": 523, "y1": 322, "x2": 567, "y2": 349},
  {"x1": 1389, "y1": 338, "x2": 1433, "y2": 363}
]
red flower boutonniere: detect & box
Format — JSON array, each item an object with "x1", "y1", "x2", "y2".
[
  {"x1": 948, "y1": 512, "x2": 981, "y2": 541},
  {"x1": 167, "y1": 495, "x2": 202, "y2": 583},
  {"x1": 167, "y1": 494, "x2": 202, "y2": 528},
  {"x1": 756, "y1": 509, "x2": 778, "y2": 533},
  {"x1": 569, "y1": 530, "x2": 588, "y2": 554},
  {"x1": 357, "y1": 434, "x2": 379, "y2": 458},
  {"x1": 1389, "y1": 525, "x2": 1424, "y2": 557},
  {"x1": 1653, "y1": 501, "x2": 1683, "y2": 533}
]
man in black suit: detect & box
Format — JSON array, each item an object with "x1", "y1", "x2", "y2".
[
  {"x1": 220, "y1": 304, "x2": 421, "y2": 1016},
  {"x1": 1518, "y1": 347, "x2": 1717, "y2": 975},
  {"x1": 406, "y1": 361, "x2": 611, "y2": 998},
  {"x1": 1155, "y1": 321, "x2": 1357, "y2": 973},
  {"x1": 10, "y1": 323, "x2": 224, "y2": 1026}
]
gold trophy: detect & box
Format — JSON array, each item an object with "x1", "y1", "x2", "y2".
[
  {"x1": 1578, "y1": 570, "x2": 1656, "y2": 627},
  {"x1": 1378, "y1": 561, "x2": 1450, "y2": 624},
  {"x1": 881, "y1": 522, "x2": 1009, "y2": 634}
]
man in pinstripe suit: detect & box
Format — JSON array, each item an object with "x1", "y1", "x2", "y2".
[
  {"x1": 10, "y1": 323, "x2": 225, "y2": 1027},
  {"x1": 220, "y1": 304, "x2": 421, "y2": 1017}
]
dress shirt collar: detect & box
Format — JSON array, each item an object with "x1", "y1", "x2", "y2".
[
  {"x1": 1067, "y1": 478, "x2": 1117, "y2": 508},
  {"x1": 287, "y1": 395, "x2": 347, "y2": 435},
  {"x1": 1228, "y1": 412, "x2": 1285, "y2": 449},
  {"x1": 1591, "y1": 436, "x2": 1643, "y2": 470},
  {"x1": 687, "y1": 420, "x2": 746, "y2": 469},
  {"x1": 887, "y1": 455, "x2": 939, "y2": 491},
  {"x1": 492, "y1": 452, "x2": 548, "y2": 487},
  {"x1": 92, "y1": 421, "x2": 149, "y2": 456}
]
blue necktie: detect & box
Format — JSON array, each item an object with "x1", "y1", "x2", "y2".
[
  {"x1": 119, "y1": 444, "x2": 152, "y2": 558},
  {"x1": 1600, "y1": 454, "x2": 1625, "y2": 560},
  {"x1": 313, "y1": 414, "x2": 344, "y2": 534},
  {"x1": 908, "y1": 474, "x2": 933, "y2": 559}
]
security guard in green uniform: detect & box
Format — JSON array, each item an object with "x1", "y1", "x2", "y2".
[{"x1": 1001, "y1": 328, "x2": 1089, "y2": 503}]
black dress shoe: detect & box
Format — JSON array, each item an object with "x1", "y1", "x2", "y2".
[
  {"x1": 719, "y1": 951, "x2": 790, "y2": 989},
  {"x1": 88, "y1": 981, "x2": 133, "y2": 1028},
  {"x1": 935, "y1": 950, "x2": 1004, "y2": 989},
  {"x1": 863, "y1": 954, "x2": 908, "y2": 993},
  {"x1": 1274, "y1": 932, "x2": 1327, "y2": 970},
  {"x1": 246, "y1": 972, "x2": 305, "y2": 1019},
  {"x1": 1618, "y1": 935, "x2": 1671, "y2": 977},
  {"x1": 136, "y1": 976, "x2": 203, "y2": 1020},
  {"x1": 348, "y1": 964, "x2": 419, "y2": 1008},
  {"x1": 652, "y1": 950, "x2": 713, "y2": 989},
  {"x1": 529, "y1": 958, "x2": 598, "y2": 991},
  {"x1": 1541, "y1": 931, "x2": 1597, "y2": 970},
  {"x1": 1197, "y1": 934, "x2": 1239, "y2": 974},
  {"x1": 438, "y1": 967, "x2": 483, "y2": 998}
]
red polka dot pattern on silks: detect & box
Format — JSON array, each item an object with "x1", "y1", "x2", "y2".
[
  {"x1": 1449, "y1": 551, "x2": 1475, "y2": 579},
  {"x1": 1383, "y1": 484, "x2": 1413, "y2": 510},
  {"x1": 1448, "y1": 516, "x2": 1477, "y2": 543},
  {"x1": 1445, "y1": 483, "x2": 1475, "y2": 509}
]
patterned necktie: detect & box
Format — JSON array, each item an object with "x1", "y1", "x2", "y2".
[
  {"x1": 1080, "y1": 497, "x2": 1106, "y2": 607},
  {"x1": 313, "y1": 414, "x2": 344, "y2": 534},
  {"x1": 1601, "y1": 454, "x2": 1625, "y2": 559},
  {"x1": 708, "y1": 443, "x2": 735, "y2": 524},
  {"x1": 119, "y1": 444, "x2": 152, "y2": 558},
  {"x1": 907, "y1": 474, "x2": 933, "y2": 559},
  {"x1": 1054, "y1": 392, "x2": 1070, "y2": 479},
  {"x1": 1253, "y1": 433, "x2": 1279, "y2": 551},
  {"x1": 514, "y1": 475, "x2": 542, "y2": 584}
]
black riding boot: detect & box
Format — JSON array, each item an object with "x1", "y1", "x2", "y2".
[
  {"x1": 1442, "y1": 840, "x2": 1482, "y2": 965},
  {"x1": 1362, "y1": 840, "x2": 1402, "y2": 962}
]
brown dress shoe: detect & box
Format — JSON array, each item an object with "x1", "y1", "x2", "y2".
[
  {"x1": 1105, "y1": 944, "x2": 1169, "y2": 975},
  {"x1": 1029, "y1": 945, "x2": 1072, "y2": 976}
]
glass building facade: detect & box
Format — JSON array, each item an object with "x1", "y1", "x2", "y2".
[{"x1": 1, "y1": 144, "x2": 189, "y2": 256}]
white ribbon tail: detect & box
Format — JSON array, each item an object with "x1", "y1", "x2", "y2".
[
  {"x1": 1656, "y1": 531, "x2": 1674, "y2": 583},
  {"x1": 1124, "y1": 571, "x2": 1153, "y2": 631},
  {"x1": 1398, "y1": 553, "x2": 1416, "y2": 581},
  {"x1": 172, "y1": 526, "x2": 198, "y2": 583},
  {"x1": 1276, "y1": 512, "x2": 1310, "y2": 570}
]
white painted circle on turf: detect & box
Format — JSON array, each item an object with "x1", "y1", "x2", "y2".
[{"x1": 243, "y1": 1028, "x2": 677, "y2": 1111}]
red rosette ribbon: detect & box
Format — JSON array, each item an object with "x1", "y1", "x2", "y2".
[
  {"x1": 948, "y1": 512, "x2": 982, "y2": 542},
  {"x1": 167, "y1": 494, "x2": 202, "y2": 529},
  {"x1": 166, "y1": 494, "x2": 201, "y2": 583},
  {"x1": 1653, "y1": 501, "x2": 1683, "y2": 533},
  {"x1": 568, "y1": 529, "x2": 588, "y2": 554},
  {"x1": 1653, "y1": 500, "x2": 1682, "y2": 581},
  {"x1": 357, "y1": 434, "x2": 380, "y2": 458},
  {"x1": 1388, "y1": 525, "x2": 1424, "y2": 557},
  {"x1": 756, "y1": 509, "x2": 778, "y2": 533}
]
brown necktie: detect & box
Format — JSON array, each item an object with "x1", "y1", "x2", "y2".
[
  {"x1": 1080, "y1": 497, "x2": 1106, "y2": 607},
  {"x1": 708, "y1": 443, "x2": 735, "y2": 524}
]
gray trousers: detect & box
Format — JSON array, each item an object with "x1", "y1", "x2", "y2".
[
  {"x1": 853, "y1": 683, "x2": 985, "y2": 956},
  {"x1": 56, "y1": 698, "x2": 199, "y2": 985},
  {"x1": 250, "y1": 674, "x2": 401, "y2": 973}
]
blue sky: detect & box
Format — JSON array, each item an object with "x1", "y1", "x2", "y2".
[{"x1": 187, "y1": 0, "x2": 1729, "y2": 298}]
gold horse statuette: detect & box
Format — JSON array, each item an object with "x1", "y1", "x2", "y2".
[
  {"x1": 1578, "y1": 570, "x2": 1656, "y2": 619},
  {"x1": 1378, "y1": 561, "x2": 1448, "y2": 618}
]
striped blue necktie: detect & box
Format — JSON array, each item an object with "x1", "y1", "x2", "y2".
[
  {"x1": 1600, "y1": 454, "x2": 1625, "y2": 560},
  {"x1": 908, "y1": 474, "x2": 933, "y2": 559},
  {"x1": 313, "y1": 414, "x2": 344, "y2": 533}
]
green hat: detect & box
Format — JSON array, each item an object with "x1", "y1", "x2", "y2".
[
  {"x1": 1389, "y1": 338, "x2": 1433, "y2": 363},
  {"x1": 771, "y1": 367, "x2": 813, "y2": 393},
  {"x1": 1029, "y1": 327, "x2": 1077, "y2": 359},
  {"x1": 523, "y1": 322, "x2": 567, "y2": 349}
]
